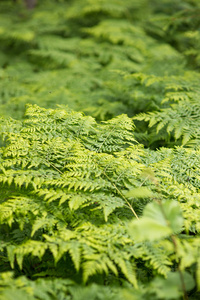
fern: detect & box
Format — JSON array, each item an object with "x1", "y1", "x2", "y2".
[
  {"x1": 0, "y1": 104, "x2": 199, "y2": 299},
  {"x1": 0, "y1": 0, "x2": 186, "y2": 120},
  {"x1": 1, "y1": 1, "x2": 200, "y2": 299},
  {"x1": 134, "y1": 72, "x2": 200, "y2": 147}
]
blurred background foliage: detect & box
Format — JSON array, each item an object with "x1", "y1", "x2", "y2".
[{"x1": 0, "y1": 2, "x2": 198, "y2": 119}]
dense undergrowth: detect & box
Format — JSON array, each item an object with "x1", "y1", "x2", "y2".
[{"x1": 0, "y1": 0, "x2": 200, "y2": 299}]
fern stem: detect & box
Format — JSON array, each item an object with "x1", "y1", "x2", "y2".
[
  {"x1": 96, "y1": 124, "x2": 117, "y2": 153},
  {"x1": 103, "y1": 172, "x2": 139, "y2": 220},
  {"x1": 46, "y1": 160, "x2": 63, "y2": 175},
  {"x1": 92, "y1": 122, "x2": 139, "y2": 219},
  {"x1": 139, "y1": 176, "x2": 148, "y2": 187}
]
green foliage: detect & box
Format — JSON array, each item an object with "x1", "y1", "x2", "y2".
[
  {"x1": 0, "y1": 0, "x2": 189, "y2": 121},
  {"x1": 0, "y1": 0, "x2": 200, "y2": 299},
  {"x1": 0, "y1": 105, "x2": 200, "y2": 299},
  {"x1": 134, "y1": 72, "x2": 200, "y2": 147}
]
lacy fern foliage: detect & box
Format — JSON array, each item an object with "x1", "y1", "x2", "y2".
[
  {"x1": 0, "y1": 105, "x2": 200, "y2": 299},
  {"x1": 1, "y1": 0, "x2": 200, "y2": 299}
]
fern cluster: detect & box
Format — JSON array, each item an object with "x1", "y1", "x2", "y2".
[
  {"x1": 0, "y1": 105, "x2": 199, "y2": 299},
  {"x1": 133, "y1": 72, "x2": 200, "y2": 147},
  {"x1": 0, "y1": 0, "x2": 189, "y2": 121},
  {"x1": 0, "y1": 0, "x2": 200, "y2": 299}
]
